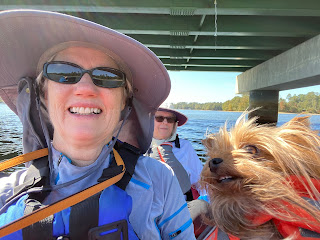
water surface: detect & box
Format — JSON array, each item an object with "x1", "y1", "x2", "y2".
[{"x1": 1, "y1": 103, "x2": 320, "y2": 163}]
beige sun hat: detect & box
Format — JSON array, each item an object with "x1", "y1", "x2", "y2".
[
  {"x1": 157, "y1": 108, "x2": 188, "y2": 126},
  {"x1": 0, "y1": 9, "x2": 171, "y2": 153}
]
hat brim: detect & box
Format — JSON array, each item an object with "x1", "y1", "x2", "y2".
[
  {"x1": 0, "y1": 9, "x2": 170, "y2": 114},
  {"x1": 157, "y1": 108, "x2": 188, "y2": 126}
]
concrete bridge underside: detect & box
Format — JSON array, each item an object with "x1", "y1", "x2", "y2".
[
  {"x1": 236, "y1": 34, "x2": 320, "y2": 124},
  {"x1": 1, "y1": 0, "x2": 320, "y2": 123}
]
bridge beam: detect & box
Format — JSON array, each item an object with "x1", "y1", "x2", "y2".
[{"x1": 236, "y1": 33, "x2": 320, "y2": 93}]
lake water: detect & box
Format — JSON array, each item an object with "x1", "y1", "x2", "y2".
[{"x1": 1, "y1": 103, "x2": 320, "y2": 163}]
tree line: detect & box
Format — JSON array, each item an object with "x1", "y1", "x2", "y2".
[
  {"x1": 1, "y1": 92, "x2": 320, "y2": 114},
  {"x1": 171, "y1": 92, "x2": 320, "y2": 114}
]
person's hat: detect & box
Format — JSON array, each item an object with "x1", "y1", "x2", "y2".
[
  {"x1": 0, "y1": 9, "x2": 171, "y2": 153},
  {"x1": 157, "y1": 108, "x2": 188, "y2": 126}
]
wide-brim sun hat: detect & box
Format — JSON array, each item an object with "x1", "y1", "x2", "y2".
[
  {"x1": 157, "y1": 108, "x2": 188, "y2": 126},
  {"x1": 0, "y1": 9, "x2": 171, "y2": 153}
]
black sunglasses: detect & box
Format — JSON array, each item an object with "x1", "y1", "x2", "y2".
[
  {"x1": 155, "y1": 116, "x2": 177, "y2": 123},
  {"x1": 43, "y1": 61, "x2": 126, "y2": 88}
]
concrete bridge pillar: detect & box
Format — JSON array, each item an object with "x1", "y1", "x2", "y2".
[{"x1": 248, "y1": 90, "x2": 279, "y2": 125}]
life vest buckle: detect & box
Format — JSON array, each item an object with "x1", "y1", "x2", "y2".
[{"x1": 88, "y1": 219, "x2": 129, "y2": 240}]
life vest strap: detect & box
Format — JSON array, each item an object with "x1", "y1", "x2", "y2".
[
  {"x1": 0, "y1": 148, "x2": 48, "y2": 172},
  {"x1": 113, "y1": 141, "x2": 140, "y2": 191},
  {"x1": 173, "y1": 135, "x2": 180, "y2": 148},
  {"x1": 0, "y1": 148, "x2": 125, "y2": 238},
  {"x1": 22, "y1": 198, "x2": 54, "y2": 239},
  {"x1": 69, "y1": 192, "x2": 100, "y2": 240}
]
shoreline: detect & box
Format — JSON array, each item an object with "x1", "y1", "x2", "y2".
[
  {"x1": 174, "y1": 108, "x2": 320, "y2": 115},
  {"x1": 1, "y1": 102, "x2": 319, "y2": 115}
]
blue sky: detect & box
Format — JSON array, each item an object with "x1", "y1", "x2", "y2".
[{"x1": 162, "y1": 71, "x2": 320, "y2": 106}]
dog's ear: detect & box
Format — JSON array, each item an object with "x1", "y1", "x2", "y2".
[
  {"x1": 287, "y1": 116, "x2": 310, "y2": 128},
  {"x1": 281, "y1": 115, "x2": 320, "y2": 148},
  {"x1": 202, "y1": 137, "x2": 213, "y2": 150}
]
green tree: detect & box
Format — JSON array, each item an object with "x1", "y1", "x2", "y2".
[{"x1": 170, "y1": 92, "x2": 319, "y2": 113}]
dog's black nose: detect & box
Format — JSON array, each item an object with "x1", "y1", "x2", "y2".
[{"x1": 209, "y1": 158, "x2": 223, "y2": 172}]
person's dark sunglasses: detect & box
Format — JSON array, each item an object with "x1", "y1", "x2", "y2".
[
  {"x1": 155, "y1": 116, "x2": 177, "y2": 123},
  {"x1": 43, "y1": 61, "x2": 126, "y2": 88}
]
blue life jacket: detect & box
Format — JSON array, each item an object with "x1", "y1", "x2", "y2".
[
  {"x1": 0, "y1": 185, "x2": 138, "y2": 240},
  {"x1": 0, "y1": 141, "x2": 140, "y2": 240}
]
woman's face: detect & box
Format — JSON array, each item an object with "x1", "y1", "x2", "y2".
[
  {"x1": 45, "y1": 46, "x2": 125, "y2": 149},
  {"x1": 153, "y1": 111, "x2": 176, "y2": 140}
]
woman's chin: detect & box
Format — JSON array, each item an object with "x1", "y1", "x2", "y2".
[{"x1": 63, "y1": 130, "x2": 108, "y2": 146}]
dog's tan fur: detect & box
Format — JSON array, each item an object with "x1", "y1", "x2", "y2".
[{"x1": 200, "y1": 114, "x2": 320, "y2": 239}]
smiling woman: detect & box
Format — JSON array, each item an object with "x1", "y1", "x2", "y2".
[
  {"x1": 146, "y1": 107, "x2": 203, "y2": 201},
  {"x1": 0, "y1": 9, "x2": 195, "y2": 240},
  {"x1": 41, "y1": 46, "x2": 127, "y2": 166}
]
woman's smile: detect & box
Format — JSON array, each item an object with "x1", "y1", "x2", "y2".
[{"x1": 69, "y1": 106, "x2": 102, "y2": 115}]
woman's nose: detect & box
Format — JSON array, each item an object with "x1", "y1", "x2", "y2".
[
  {"x1": 162, "y1": 118, "x2": 168, "y2": 123},
  {"x1": 74, "y1": 73, "x2": 98, "y2": 96}
]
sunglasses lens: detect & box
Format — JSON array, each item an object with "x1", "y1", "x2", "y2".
[
  {"x1": 155, "y1": 116, "x2": 164, "y2": 122},
  {"x1": 166, "y1": 117, "x2": 176, "y2": 123},
  {"x1": 45, "y1": 63, "x2": 81, "y2": 84},
  {"x1": 92, "y1": 69, "x2": 125, "y2": 88}
]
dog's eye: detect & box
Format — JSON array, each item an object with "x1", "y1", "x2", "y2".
[{"x1": 243, "y1": 145, "x2": 259, "y2": 155}]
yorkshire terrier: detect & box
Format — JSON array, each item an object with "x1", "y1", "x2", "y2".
[{"x1": 199, "y1": 114, "x2": 320, "y2": 240}]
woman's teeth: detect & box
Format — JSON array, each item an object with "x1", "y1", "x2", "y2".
[{"x1": 69, "y1": 107, "x2": 101, "y2": 115}]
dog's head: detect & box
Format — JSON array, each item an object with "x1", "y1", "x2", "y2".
[{"x1": 200, "y1": 114, "x2": 320, "y2": 238}]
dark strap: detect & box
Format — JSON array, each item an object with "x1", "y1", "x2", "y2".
[
  {"x1": 185, "y1": 189, "x2": 193, "y2": 201},
  {"x1": 172, "y1": 135, "x2": 180, "y2": 148},
  {"x1": 22, "y1": 198, "x2": 54, "y2": 240},
  {"x1": 115, "y1": 141, "x2": 140, "y2": 190},
  {"x1": 69, "y1": 193, "x2": 101, "y2": 240},
  {"x1": 98, "y1": 141, "x2": 140, "y2": 190}
]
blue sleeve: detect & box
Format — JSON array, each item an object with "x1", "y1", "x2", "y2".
[{"x1": 156, "y1": 169, "x2": 196, "y2": 240}]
